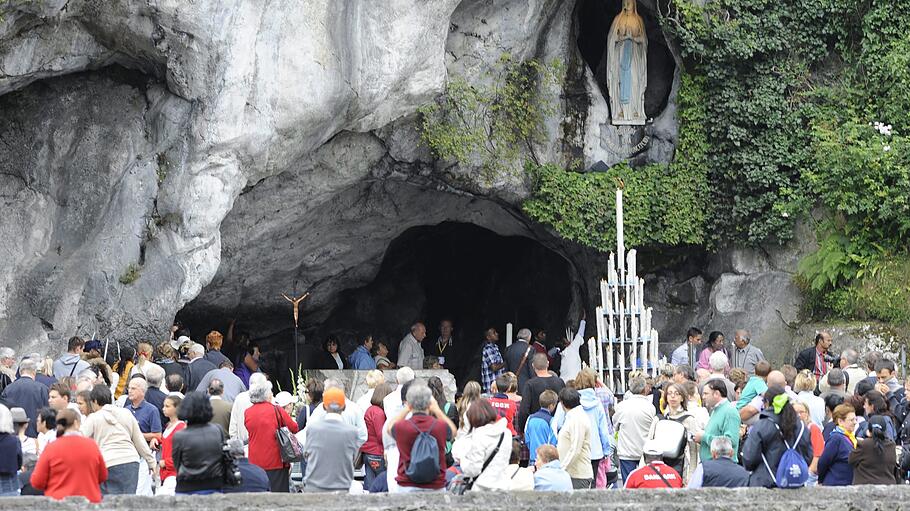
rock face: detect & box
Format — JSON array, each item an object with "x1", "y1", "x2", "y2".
[{"x1": 5, "y1": 0, "x2": 897, "y2": 374}]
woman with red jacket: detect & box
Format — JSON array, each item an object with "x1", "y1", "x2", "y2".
[
  {"x1": 362, "y1": 382, "x2": 391, "y2": 490},
  {"x1": 157, "y1": 395, "x2": 186, "y2": 495},
  {"x1": 244, "y1": 379, "x2": 299, "y2": 492},
  {"x1": 31, "y1": 409, "x2": 107, "y2": 502}
]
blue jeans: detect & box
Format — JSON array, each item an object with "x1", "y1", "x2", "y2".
[
  {"x1": 0, "y1": 474, "x2": 19, "y2": 496},
  {"x1": 177, "y1": 489, "x2": 221, "y2": 495},
  {"x1": 619, "y1": 459, "x2": 639, "y2": 485},
  {"x1": 363, "y1": 454, "x2": 385, "y2": 492},
  {"x1": 102, "y1": 462, "x2": 139, "y2": 495}
]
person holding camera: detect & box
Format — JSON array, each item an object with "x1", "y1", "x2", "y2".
[{"x1": 794, "y1": 332, "x2": 836, "y2": 381}]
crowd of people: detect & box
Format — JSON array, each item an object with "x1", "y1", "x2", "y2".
[{"x1": 0, "y1": 321, "x2": 908, "y2": 501}]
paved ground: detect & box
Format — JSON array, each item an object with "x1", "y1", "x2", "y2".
[{"x1": 3, "y1": 487, "x2": 908, "y2": 510}]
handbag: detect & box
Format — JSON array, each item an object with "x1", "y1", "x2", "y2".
[
  {"x1": 447, "y1": 432, "x2": 505, "y2": 495},
  {"x1": 274, "y1": 405, "x2": 303, "y2": 463},
  {"x1": 219, "y1": 429, "x2": 242, "y2": 486}
]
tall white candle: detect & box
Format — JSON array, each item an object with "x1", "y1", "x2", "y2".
[
  {"x1": 506, "y1": 323, "x2": 513, "y2": 347},
  {"x1": 619, "y1": 301, "x2": 626, "y2": 393},
  {"x1": 607, "y1": 319, "x2": 615, "y2": 391}
]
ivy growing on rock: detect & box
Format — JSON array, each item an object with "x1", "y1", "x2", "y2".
[{"x1": 522, "y1": 74, "x2": 709, "y2": 251}]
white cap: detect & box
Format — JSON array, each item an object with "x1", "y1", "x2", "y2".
[
  {"x1": 170, "y1": 335, "x2": 191, "y2": 350},
  {"x1": 274, "y1": 391, "x2": 295, "y2": 408}
]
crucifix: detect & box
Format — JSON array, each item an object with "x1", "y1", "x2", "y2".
[{"x1": 281, "y1": 291, "x2": 310, "y2": 370}]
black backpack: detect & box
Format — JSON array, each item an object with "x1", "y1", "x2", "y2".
[{"x1": 406, "y1": 419, "x2": 440, "y2": 484}]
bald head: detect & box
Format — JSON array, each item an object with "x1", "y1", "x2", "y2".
[{"x1": 766, "y1": 370, "x2": 786, "y2": 388}]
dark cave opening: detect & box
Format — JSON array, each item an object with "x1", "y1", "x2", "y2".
[
  {"x1": 312, "y1": 221, "x2": 574, "y2": 383},
  {"x1": 576, "y1": 0, "x2": 677, "y2": 119}
]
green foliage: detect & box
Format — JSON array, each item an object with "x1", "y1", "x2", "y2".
[
  {"x1": 523, "y1": 75, "x2": 708, "y2": 252},
  {"x1": 119, "y1": 264, "x2": 141, "y2": 285},
  {"x1": 156, "y1": 153, "x2": 169, "y2": 184},
  {"x1": 522, "y1": 74, "x2": 709, "y2": 251},
  {"x1": 419, "y1": 55, "x2": 562, "y2": 181},
  {"x1": 799, "y1": 253, "x2": 910, "y2": 326},
  {"x1": 522, "y1": 161, "x2": 707, "y2": 251}
]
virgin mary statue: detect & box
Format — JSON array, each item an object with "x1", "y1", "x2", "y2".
[{"x1": 607, "y1": 0, "x2": 647, "y2": 125}]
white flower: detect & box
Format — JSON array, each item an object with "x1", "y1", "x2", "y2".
[
  {"x1": 884, "y1": 145, "x2": 891, "y2": 152},
  {"x1": 782, "y1": 211, "x2": 790, "y2": 218}
]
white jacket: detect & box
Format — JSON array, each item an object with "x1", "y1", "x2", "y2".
[
  {"x1": 559, "y1": 319, "x2": 586, "y2": 382},
  {"x1": 612, "y1": 394, "x2": 655, "y2": 460},
  {"x1": 451, "y1": 417, "x2": 511, "y2": 491}
]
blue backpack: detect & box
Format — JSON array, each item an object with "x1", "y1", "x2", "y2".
[
  {"x1": 406, "y1": 418, "x2": 440, "y2": 484},
  {"x1": 762, "y1": 421, "x2": 809, "y2": 488}
]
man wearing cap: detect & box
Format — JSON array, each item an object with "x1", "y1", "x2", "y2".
[
  {"x1": 53, "y1": 337, "x2": 91, "y2": 379},
  {"x1": 83, "y1": 340, "x2": 103, "y2": 360},
  {"x1": 623, "y1": 439, "x2": 683, "y2": 488},
  {"x1": 301, "y1": 387, "x2": 364, "y2": 492},
  {"x1": 305, "y1": 379, "x2": 368, "y2": 446}
]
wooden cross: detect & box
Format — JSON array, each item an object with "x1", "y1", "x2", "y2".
[{"x1": 281, "y1": 292, "x2": 310, "y2": 328}]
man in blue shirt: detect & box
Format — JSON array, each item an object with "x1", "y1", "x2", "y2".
[
  {"x1": 348, "y1": 336, "x2": 377, "y2": 370},
  {"x1": 124, "y1": 376, "x2": 162, "y2": 446},
  {"x1": 533, "y1": 445, "x2": 573, "y2": 492},
  {"x1": 124, "y1": 375, "x2": 162, "y2": 496}
]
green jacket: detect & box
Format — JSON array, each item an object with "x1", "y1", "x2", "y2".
[{"x1": 701, "y1": 399, "x2": 741, "y2": 462}]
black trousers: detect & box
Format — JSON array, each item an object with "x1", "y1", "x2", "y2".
[{"x1": 266, "y1": 468, "x2": 290, "y2": 493}]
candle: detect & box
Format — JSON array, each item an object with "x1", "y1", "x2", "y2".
[
  {"x1": 607, "y1": 319, "x2": 615, "y2": 391},
  {"x1": 629, "y1": 304, "x2": 638, "y2": 371},
  {"x1": 619, "y1": 301, "x2": 626, "y2": 393},
  {"x1": 595, "y1": 306, "x2": 605, "y2": 374},
  {"x1": 506, "y1": 323, "x2": 512, "y2": 347}
]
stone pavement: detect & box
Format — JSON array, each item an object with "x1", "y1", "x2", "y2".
[{"x1": 3, "y1": 486, "x2": 907, "y2": 510}]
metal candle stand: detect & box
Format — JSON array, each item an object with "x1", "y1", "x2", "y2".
[{"x1": 587, "y1": 188, "x2": 661, "y2": 395}]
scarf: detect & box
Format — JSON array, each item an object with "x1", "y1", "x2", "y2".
[{"x1": 836, "y1": 425, "x2": 857, "y2": 448}]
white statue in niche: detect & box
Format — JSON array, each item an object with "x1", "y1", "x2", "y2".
[{"x1": 607, "y1": 0, "x2": 648, "y2": 125}]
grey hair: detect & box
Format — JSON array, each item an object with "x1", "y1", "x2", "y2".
[
  {"x1": 827, "y1": 368, "x2": 846, "y2": 387},
  {"x1": 405, "y1": 382, "x2": 432, "y2": 412},
  {"x1": 628, "y1": 376, "x2": 647, "y2": 395},
  {"x1": 208, "y1": 378, "x2": 224, "y2": 396},
  {"x1": 145, "y1": 365, "x2": 165, "y2": 386},
  {"x1": 323, "y1": 378, "x2": 345, "y2": 392},
  {"x1": 841, "y1": 348, "x2": 859, "y2": 366},
  {"x1": 396, "y1": 366, "x2": 415, "y2": 384},
  {"x1": 710, "y1": 436, "x2": 734, "y2": 458},
  {"x1": 249, "y1": 372, "x2": 268, "y2": 387},
  {"x1": 18, "y1": 358, "x2": 37, "y2": 375},
  {"x1": 517, "y1": 328, "x2": 532, "y2": 341},
  {"x1": 0, "y1": 347, "x2": 14, "y2": 360},
  {"x1": 189, "y1": 343, "x2": 205, "y2": 356},
  {"x1": 129, "y1": 377, "x2": 148, "y2": 393},
  {"x1": 709, "y1": 351, "x2": 729, "y2": 372},
  {"x1": 249, "y1": 380, "x2": 273, "y2": 403}
]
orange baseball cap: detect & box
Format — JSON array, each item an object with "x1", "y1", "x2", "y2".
[{"x1": 322, "y1": 387, "x2": 346, "y2": 412}]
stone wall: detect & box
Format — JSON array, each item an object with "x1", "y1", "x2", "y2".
[{"x1": 3, "y1": 486, "x2": 908, "y2": 510}]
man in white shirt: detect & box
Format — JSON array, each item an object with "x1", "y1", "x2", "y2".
[
  {"x1": 670, "y1": 327, "x2": 703, "y2": 366},
  {"x1": 612, "y1": 376, "x2": 656, "y2": 483},
  {"x1": 229, "y1": 372, "x2": 269, "y2": 444},
  {"x1": 397, "y1": 323, "x2": 426, "y2": 370}
]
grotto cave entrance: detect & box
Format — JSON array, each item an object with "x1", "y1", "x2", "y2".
[
  {"x1": 576, "y1": 0, "x2": 676, "y2": 119},
  {"x1": 314, "y1": 221, "x2": 574, "y2": 384}
]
